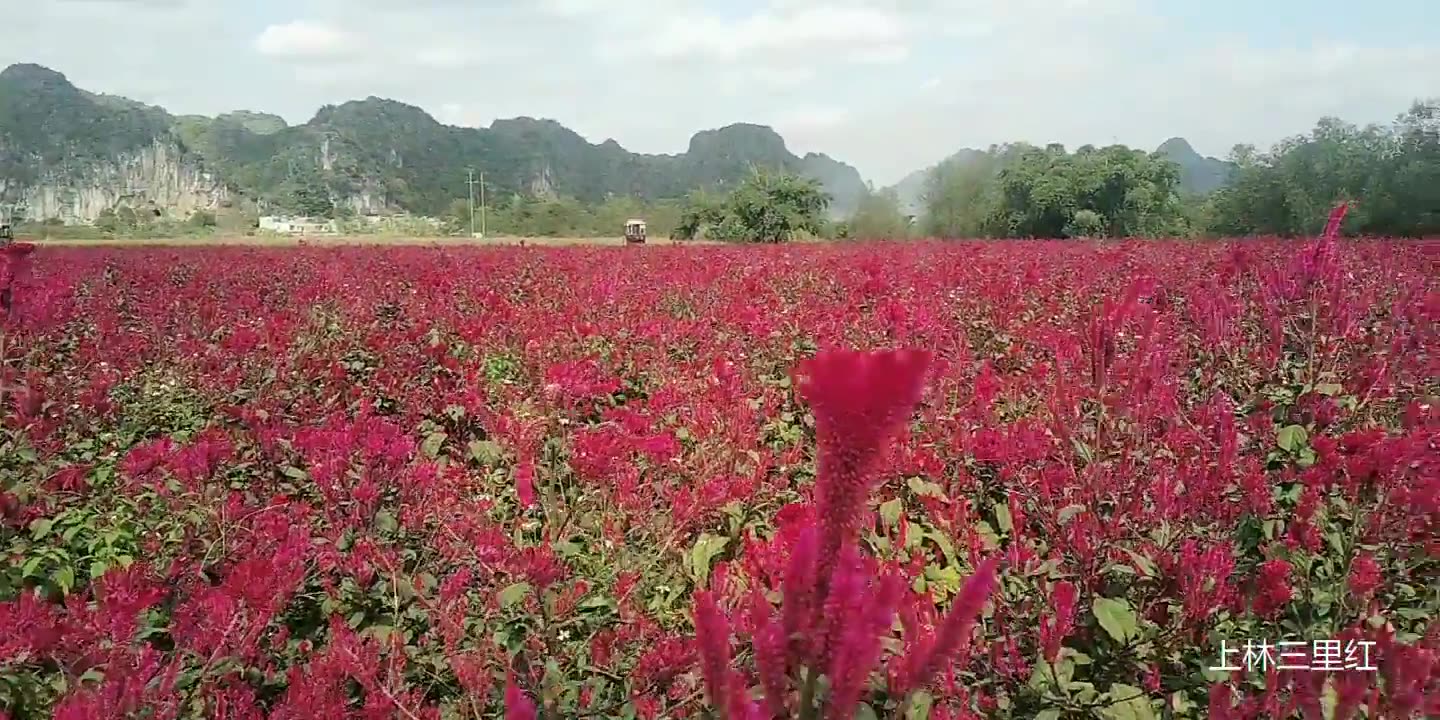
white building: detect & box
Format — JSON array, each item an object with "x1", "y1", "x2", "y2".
[{"x1": 259, "y1": 216, "x2": 337, "y2": 235}]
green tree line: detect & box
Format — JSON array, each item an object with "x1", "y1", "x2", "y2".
[
  {"x1": 440, "y1": 194, "x2": 686, "y2": 238},
  {"x1": 906, "y1": 98, "x2": 1439, "y2": 239},
  {"x1": 1206, "y1": 100, "x2": 1439, "y2": 236}
]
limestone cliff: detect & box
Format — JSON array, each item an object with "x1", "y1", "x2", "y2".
[
  {"x1": 1, "y1": 63, "x2": 873, "y2": 221},
  {"x1": 3, "y1": 141, "x2": 228, "y2": 223}
]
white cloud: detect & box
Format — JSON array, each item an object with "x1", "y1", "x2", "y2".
[
  {"x1": 255, "y1": 21, "x2": 358, "y2": 60},
  {"x1": 639, "y1": 4, "x2": 909, "y2": 63},
  {"x1": 773, "y1": 106, "x2": 851, "y2": 133}
]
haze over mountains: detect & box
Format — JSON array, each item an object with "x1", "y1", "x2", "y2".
[
  {"x1": 0, "y1": 62, "x2": 1235, "y2": 224},
  {"x1": 889, "y1": 141, "x2": 1236, "y2": 216}
]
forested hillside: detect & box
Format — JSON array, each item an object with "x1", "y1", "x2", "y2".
[{"x1": 0, "y1": 63, "x2": 867, "y2": 223}]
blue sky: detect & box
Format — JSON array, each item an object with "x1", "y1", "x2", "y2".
[{"x1": 6, "y1": 0, "x2": 1438, "y2": 185}]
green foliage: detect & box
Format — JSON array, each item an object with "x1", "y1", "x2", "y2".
[
  {"x1": 0, "y1": 65, "x2": 170, "y2": 185},
  {"x1": 674, "y1": 168, "x2": 830, "y2": 243},
  {"x1": 283, "y1": 172, "x2": 335, "y2": 218},
  {"x1": 921, "y1": 149, "x2": 1005, "y2": 237},
  {"x1": 994, "y1": 144, "x2": 1187, "y2": 238},
  {"x1": 1206, "y1": 100, "x2": 1440, "y2": 236},
  {"x1": 847, "y1": 185, "x2": 910, "y2": 239},
  {"x1": 78, "y1": 205, "x2": 224, "y2": 239},
  {"x1": 438, "y1": 193, "x2": 684, "y2": 238},
  {"x1": 1, "y1": 66, "x2": 867, "y2": 224},
  {"x1": 921, "y1": 143, "x2": 1189, "y2": 238}
]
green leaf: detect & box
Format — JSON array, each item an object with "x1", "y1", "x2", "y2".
[
  {"x1": 468, "y1": 440, "x2": 503, "y2": 465},
  {"x1": 1123, "y1": 549, "x2": 1158, "y2": 578},
  {"x1": 421, "y1": 431, "x2": 448, "y2": 459},
  {"x1": 688, "y1": 533, "x2": 730, "y2": 586},
  {"x1": 90, "y1": 560, "x2": 109, "y2": 579},
  {"x1": 578, "y1": 595, "x2": 616, "y2": 611},
  {"x1": 1057, "y1": 504, "x2": 1086, "y2": 524},
  {"x1": 994, "y1": 502, "x2": 1013, "y2": 533},
  {"x1": 905, "y1": 690, "x2": 933, "y2": 720},
  {"x1": 1035, "y1": 711, "x2": 1062, "y2": 720},
  {"x1": 55, "y1": 565, "x2": 75, "y2": 595},
  {"x1": 21, "y1": 555, "x2": 44, "y2": 577},
  {"x1": 1099, "y1": 684, "x2": 1155, "y2": 720},
  {"x1": 907, "y1": 476, "x2": 944, "y2": 498},
  {"x1": 974, "y1": 521, "x2": 1000, "y2": 549},
  {"x1": 879, "y1": 498, "x2": 904, "y2": 529},
  {"x1": 30, "y1": 518, "x2": 54, "y2": 539},
  {"x1": 1297, "y1": 447, "x2": 1317, "y2": 467},
  {"x1": 925, "y1": 565, "x2": 963, "y2": 595},
  {"x1": 1093, "y1": 597, "x2": 1140, "y2": 644},
  {"x1": 1276, "y1": 425, "x2": 1308, "y2": 453},
  {"x1": 282, "y1": 465, "x2": 308, "y2": 480},
  {"x1": 855, "y1": 703, "x2": 880, "y2": 720},
  {"x1": 925, "y1": 528, "x2": 958, "y2": 565},
  {"x1": 500, "y1": 582, "x2": 532, "y2": 609},
  {"x1": 1314, "y1": 382, "x2": 1344, "y2": 396},
  {"x1": 375, "y1": 510, "x2": 398, "y2": 534}
]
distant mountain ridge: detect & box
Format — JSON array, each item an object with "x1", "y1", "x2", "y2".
[
  {"x1": 0, "y1": 63, "x2": 868, "y2": 223},
  {"x1": 1155, "y1": 137, "x2": 1235, "y2": 195}
]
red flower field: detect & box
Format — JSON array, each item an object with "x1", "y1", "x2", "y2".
[{"x1": 1, "y1": 238, "x2": 1436, "y2": 719}]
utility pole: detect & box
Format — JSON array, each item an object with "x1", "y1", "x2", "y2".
[
  {"x1": 466, "y1": 169, "x2": 479, "y2": 237},
  {"x1": 480, "y1": 171, "x2": 486, "y2": 237}
]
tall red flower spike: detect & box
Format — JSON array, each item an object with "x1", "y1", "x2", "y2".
[
  {"x1": 796, "y1": 349, "x2": 933, "y2": 567},
  {"x1": 693, "y1": 590, "x2": 732, "y2": 715},
  {"x1": 504, "y1": 671, "x2": 537, "y2": 720},
  {"x1": 1322, "y1": 201, "x2": 1350, "y2": 240}
]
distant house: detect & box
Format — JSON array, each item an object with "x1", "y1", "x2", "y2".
[{"x1": 259, "y1": 216, "x2": 337, "y2": 235}]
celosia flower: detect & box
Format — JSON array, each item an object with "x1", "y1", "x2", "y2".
[
  {"x1": 902, "y1": 556, "x2": 1001, "y2": 692},
  {"x1": 693, "y1": 590, "x2": 732, "y2": 713},
  {"x1": 1347, "y1": 553, "x2": 1382, "y2": 599},
  {"x1": 1040, "y1": 580, "x2": 1078, "y2": 663},
  {"x1": 505, "y1": 671, "x2": 537, "y2": 720},
  {"x1": 1252, "y1": 558, "x2": 1293, "y2": 617},
  {"x1": 749, "y1": 589, "x2": 790, "y2": 718},
  {"x1": 795, "y1": 348, "x2": 932, "y2": 573},
  {"x1": 515, "y1": 459, "x2": 537, "y2": 509}
]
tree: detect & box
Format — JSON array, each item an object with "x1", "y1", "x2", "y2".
[
  {"x1": 674, "y1": 170, "x2": 830, "y2": 243},
  {"x1": 988, "y1": 144, "x2": 1187, "y2": 238},
  {"x1": 847, "y1": 185, "x2": 909, "y2": 239},
  {"x1": 1204, "y1": 99, "x2": 1440, "y2": 237},
  {"x1": 724, "y1": 169, "x2": 830, "y2": 243},
  {"x1": 285, "y1": 175, "x2": 334, "y2": 218},
  {"x1": 922, "y1": 149, "x2": 1003, "y2": 238},
  {"x1": 673, "y1": 189, "x2": 728, "y2": 241}
]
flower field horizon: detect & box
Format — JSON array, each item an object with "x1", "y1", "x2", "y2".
[{"x1": 1, "y1": 238, "x2": 1436, "y2": 718}]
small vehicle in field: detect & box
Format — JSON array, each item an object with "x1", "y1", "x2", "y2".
[
  {"x1": 0, "y1": 222, "x2": 12, "y2": 244},
  {"x1": 624, "y1": 219, "x2": 646, "y2": 245}
]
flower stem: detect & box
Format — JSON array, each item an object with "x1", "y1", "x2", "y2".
[{"x1": 798, "y1": 666, "x2": 819, "y2": 720}]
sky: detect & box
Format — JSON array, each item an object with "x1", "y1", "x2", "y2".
[{"x1": 5, "y1": 0, "x2": 1439, "y2": 186}]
